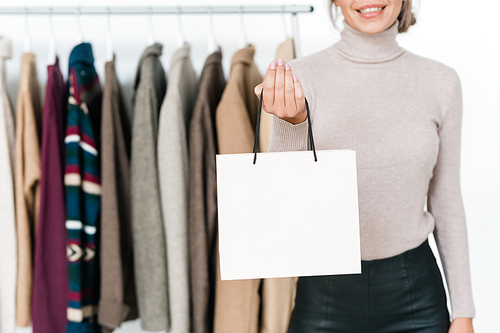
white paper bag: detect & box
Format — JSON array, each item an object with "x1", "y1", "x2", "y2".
[
  {"x1": 216, "y1": 147, "x2": 361, "y2": 280},
  {"x1": 216, "y1": 90, "x2": 361, "y2": 280}
]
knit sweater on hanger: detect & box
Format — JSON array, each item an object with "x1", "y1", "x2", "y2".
[{"x1": 268, "y1": 18, "x2": 475, "y2": 320}]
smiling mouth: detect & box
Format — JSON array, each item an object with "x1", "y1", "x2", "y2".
[{"x1": 356, "y1": 6, "x2": 387, "y2": 13}]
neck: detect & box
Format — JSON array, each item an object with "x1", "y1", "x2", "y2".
[{"x1": 331, "y1": 18, "x2": 405, "y2": 64}]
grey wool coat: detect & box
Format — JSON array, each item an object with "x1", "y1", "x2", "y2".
[
  {"x1": 130, "y1": 43, "x2": 168, "y2": 331},
  {"x1": 157, "y1": 42, "x2": 198, "y2": 333}
]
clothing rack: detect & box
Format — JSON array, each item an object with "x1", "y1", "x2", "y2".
[
  {"x1": 0, "y1": 6, "x2": 314, "y2": 15},
  {"x1": 0, "y1": 5, "x2": 314, "y2": 57}
]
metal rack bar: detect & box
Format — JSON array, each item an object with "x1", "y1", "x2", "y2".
[{"x1": 0, "y1": 6, "x2": 314, "y2": 15}]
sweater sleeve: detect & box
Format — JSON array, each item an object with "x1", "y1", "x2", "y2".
[
  {"x1": 427, "y1": 69, "x2": 475, "y2": 319},
  {"x1": 267, "y1": 115, "x2": 309, "y2": 152}
]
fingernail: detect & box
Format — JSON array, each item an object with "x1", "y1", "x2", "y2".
[
  {"x1": 277, "y1": 58, "x2": 284, "y2": 66},
  {"x1": 270, "y1": 61, "x2": 276, "y2": 69},
  {"x1": 285, "y1": 63, "x2": 290, "y2": 70},
  {"x1": 293, "y1": 75, "x2": 298, "y2": 81}
]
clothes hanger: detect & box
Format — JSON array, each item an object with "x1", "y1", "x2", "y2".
[
  {"x1": 281, "y1": 6, "x2": 291, "y2": 40},
  {"x1": 291, "y1": 11, "x2": 301, "y2": 57},
  {"x1": 47, "y1": 8, "x2": 57, "y2": 65},
  {"x1": 105, "y1": 8, "x2": 114, "y2": 61},
  {"x1": 23, "y1": 8, "x2": 31, "y2": 53},
  {"x1": 75, "y1": 8, "x2": 84, "y2": 44},
  {"x1": 207, "y1": 7, "x2": 218, "y2": 54},
  {"x1": 147, "y1": 8, "x2": 155, "y2": 46},
  {"x1": 176, "y1": 7, "x2": 185, "y2": 48},
  {"x1": 238, "y1": 7, "x2": 248, "y2": 49}
]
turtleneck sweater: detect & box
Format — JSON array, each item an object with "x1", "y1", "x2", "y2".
[{"x1": 268, "y1": 18, "x2": 475, "y2": 319}]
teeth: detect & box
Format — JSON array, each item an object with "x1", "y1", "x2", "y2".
[{"x1": 360, "y1": 7, "x2": 383, "y2": 13}]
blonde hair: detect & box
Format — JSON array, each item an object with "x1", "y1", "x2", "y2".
[{"x1": 328, "y1": 0, "x2": 417, "y2": 33}]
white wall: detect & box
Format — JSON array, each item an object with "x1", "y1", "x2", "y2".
[{"x1": 1, "y1": 0, "x2": 498, "y2": 332}]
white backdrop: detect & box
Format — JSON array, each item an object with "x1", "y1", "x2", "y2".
[{"x1": 1, "y1": 0, "x2": 498, "y2": 332}]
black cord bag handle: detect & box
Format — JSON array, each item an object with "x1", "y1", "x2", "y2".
[{"x1": 252, "y1": 88, "x2": 317, "y2": 164}]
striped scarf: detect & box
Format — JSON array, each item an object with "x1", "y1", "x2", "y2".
[{"x1": 64, "y1": 43, "x2": 102, "y2": 333}]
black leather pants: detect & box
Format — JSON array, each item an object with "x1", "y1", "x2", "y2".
[{"x1": 287, "y1": 239, "x2": 450, "y2": 333}]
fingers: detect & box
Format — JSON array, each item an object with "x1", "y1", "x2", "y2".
[
  {"x1": 263, "y1": 61, "x2": 276, "y2": 110},
  {"x1": 258, "y1": 59, "x2": 304, "y2": 121},
  {"x1": 274, "y1": 58, "x2": 285, "y2": 108},
  {"x1": 284, "y1": 62, "x2": 296, "y2": 109},
  {"x1": 293, "y1": 76, "x2": 306, "y2": 114}
]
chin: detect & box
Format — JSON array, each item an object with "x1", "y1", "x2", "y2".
[{"x1": 349, "y1": 17, "x2": 395, "y2": 34}]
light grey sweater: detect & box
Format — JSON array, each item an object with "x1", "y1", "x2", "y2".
[
  {"x1": 268, "y1": 18, "x2": 475, "y2": 320},
  {"x1": 157, "y1": 42, "x2": 198, "y2": 333}
]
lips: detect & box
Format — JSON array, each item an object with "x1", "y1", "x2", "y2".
[
  {"x1": 356, "y1": 3, "x2": 387, "y2": 11},
  {"x1": 355, "y1": 5, "x2": 387, "y2": 18}
]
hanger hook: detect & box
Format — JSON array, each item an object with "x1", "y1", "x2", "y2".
[
  {"x1": 239, "y1": 6, "x2": 245, "y2": 26},
  {"x1": 239, "y1": 7, "x2": 247, "y2": 47},
  {"x1": 48, "y1": 8, "x2": 56, "y2": 38},
  {"x1": 147, "y1": 7, "x2": 154, "y2": 45},
  {"x1": 208, "y1": 7, "x2": 215, "y2": 35},
  {"x1": 75, "y1": 7, "x2": 84, "y2": 43},
  {"x1": 105, "y1": 7, "x2": 114, "y2": 60},
  {"x1": 281, "y1": 5, "x2": 290, "y2": 39},
  {"x1": 48, "y1": 7, "x2": 54, "y2": 28},
  {"x1": 208, "y1": 7, "x2": 214, "y2": 24},
  {"x1": 177, "y1": 7, "x2": 184, "y2": 45},
  {"x1": 24, "y1": 8, "x2": 31, "y2": 52},
  {"x1": 106, "y1": 7, "x2": 112, "y2": 28},
  {"x1": 47, "y1": 8, "x2": 57, "y2": 64},
  {"x1": 207, "y1": 7, "x2": 217, "y2": 53},
  {"x1": 24, "y1": 8, "x2": 29, "y2": 31}
]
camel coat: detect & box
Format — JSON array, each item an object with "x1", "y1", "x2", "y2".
[
  {"x1": 14, "y1": 52, "x2": 43, "y2": 327},
  {"x1": 214, "y1": 43, "x2": 298, "y2": 333}
]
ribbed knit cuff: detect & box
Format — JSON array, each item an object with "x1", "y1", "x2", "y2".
[
  {"x1": 267, "y1": 115, "x2": 309, "y2": 152},
  {"x1": 450, "y1": 302, "x2": 476, "y2": 320}
]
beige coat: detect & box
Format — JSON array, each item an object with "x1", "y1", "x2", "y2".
[
  {"x1": 14, "y1": 52, "x2": 43, "y2": 327},
  {"x1": 214, "y1": 45, "x2": 263, "y2": 333},
  {"x1": 214, "y1": 42, "x2": 298, "y2": 333}
]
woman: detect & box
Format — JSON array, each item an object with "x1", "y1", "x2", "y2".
[{"x1": 254, "y1": 1, "x2": 475, "y2": 332}]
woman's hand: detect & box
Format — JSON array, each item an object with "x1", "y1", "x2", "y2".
[
  {"x1": 254, "y1": 58, "x2": 307, "y2": 125},
  {"x1": 449, "y1": 317, "x2": 474, "y2": 333}
]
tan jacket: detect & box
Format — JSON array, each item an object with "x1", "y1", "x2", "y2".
[
  {"x1": 214, "y1": 43, "x2": 297, "y2": 333},
  {"x1": 214, "y1": 44, "x2": 263, "y2": 333},
  {"x1": 14, "y1": 52, "x2": 42, "y2": 327}
]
